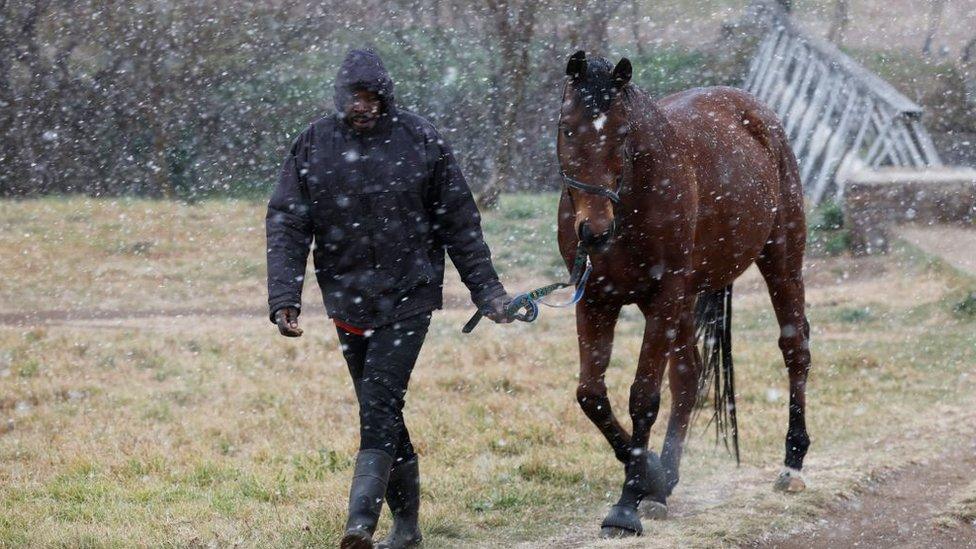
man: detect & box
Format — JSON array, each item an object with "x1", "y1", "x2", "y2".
[{"x1": 266, "y1": 48, "x2": 512, "y2": 549}]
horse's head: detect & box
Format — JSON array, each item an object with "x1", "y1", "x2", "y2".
[{"x1": 558, "y1": 50, "x2": 632, "y2": 254}]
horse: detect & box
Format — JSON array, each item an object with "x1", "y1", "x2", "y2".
[{"x1": 556, "y1": 50, "x2": 812, "y2": 538}]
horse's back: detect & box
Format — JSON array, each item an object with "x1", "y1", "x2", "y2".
[{"x1": 657, "y1": 86, "x2": 795, "y2": 290}]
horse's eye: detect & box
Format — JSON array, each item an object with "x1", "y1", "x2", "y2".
[{"x1": 561, "y1": 127, "x2": 574, "y2": 138}]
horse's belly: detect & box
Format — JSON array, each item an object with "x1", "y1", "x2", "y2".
[{"x1": 692, "y1": 204, "x2": 773, "y2": 291}]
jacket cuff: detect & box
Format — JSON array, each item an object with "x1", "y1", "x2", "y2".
[
  {"x1": 471, "y1": 280, "x2": 506, "y2": 310},
  {"x1": 268, "y1": 300, "x2": 302, "y2": 324}
]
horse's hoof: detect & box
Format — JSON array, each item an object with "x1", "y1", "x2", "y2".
[
  {"x1": 600, "y1": 504, "x2": 642, "y2": 538},
  {"x1": 600, "y1": 526, "x2": 639, "y2": 539},
  {"x1": 642, "y1": 451, "x2": 668, "y2": 501},
  {"x1": 773, "y1": 468, "x2": 806, "y2": 493},
  {"x1": 639, "y1": 499, "x2": 668, "y2": 520}
]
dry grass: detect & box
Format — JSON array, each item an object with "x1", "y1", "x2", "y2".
[
  {"x1": 2, "y1": 196, "x2": 976, "y2": 547},
  {"x1": 936, "y1": 480, "x2": 976, "y2": 529},
  {"x1": 624, "y1": 0, "x2": 976, "y2": 57}
]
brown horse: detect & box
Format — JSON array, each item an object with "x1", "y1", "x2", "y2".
[{"x1": 556, "y1": 51, "x2": 811, "y2": 538}]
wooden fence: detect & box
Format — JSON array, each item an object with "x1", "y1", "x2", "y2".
[{"x1": 742, "y1": 1, "x2": 942, "y2": 205}]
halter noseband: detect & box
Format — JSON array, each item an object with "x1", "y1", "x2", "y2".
[{"x1": 560, "y1": 171, "x2": 623, "y2": 204}]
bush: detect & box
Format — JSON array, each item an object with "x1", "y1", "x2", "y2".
[
  {"x1": 807, "y1": 200, "x2": 850, "y2": 256},
  {"x1": 954, "y1": 292, "x2": 976, "y2": 318}
]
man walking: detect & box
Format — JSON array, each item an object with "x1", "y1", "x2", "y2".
[{"x1": 266, "y1": 48, "x2": 512, "y2": 548}]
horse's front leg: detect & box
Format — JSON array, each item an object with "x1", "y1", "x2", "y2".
[
  {"x1": 600, "y1": 283, "x2": 683, "y2": 538},
  {"x1": 574, "y1": 298, "x2": 631, "y2": 462}
]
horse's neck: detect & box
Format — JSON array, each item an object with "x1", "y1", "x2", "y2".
[
  {"x1": 626, "y1": 92, "x2": 677, "y2": 162},
  {"x1": 621, "y1": 96, "x2": 679, "y2": 207}
]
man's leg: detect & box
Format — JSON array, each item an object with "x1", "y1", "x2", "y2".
[
  {"x1": 342, "y1": 313, "x2": 431, "y2": 549},
  {"x1": 376, "y1": 314, "x2": 430, "y2": 549},
  {"x1": 357, "y1": 312, "x2": 429, "y2": 456},
  {"x1": 336, "y1": 325, "x2": 368, "y2": 397},
  {"x1": 337, "y1": 324, "x2": 387, "y2": 549}
]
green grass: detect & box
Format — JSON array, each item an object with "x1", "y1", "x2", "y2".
[{"x1": 479, "y1": 192, "x2": 564, "y2": 279}]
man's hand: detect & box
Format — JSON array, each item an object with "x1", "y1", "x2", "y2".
[
  {"x1": 483, "y1": 293, "x2": 515, "y2": 324},
  {"x1": 274, "y1": 307, "x2": 303, "y2": 337}
]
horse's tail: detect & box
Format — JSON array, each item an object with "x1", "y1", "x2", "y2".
[{"x1": 694, "y1": 285, "x2": 739, "y2": 464}]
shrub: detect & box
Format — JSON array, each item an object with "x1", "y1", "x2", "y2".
[{"x1": 954, "y1": 292, "x2": 976, "y2": 318}]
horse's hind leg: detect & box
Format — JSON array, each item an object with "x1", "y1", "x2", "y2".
[
  {"x1": 575, "y1": 299, "x2": 632, "y2": 463},
  {"x1": 756, "y1": 230, "x2": 812, "y2": 493},
  {"x1": 659, "y1": 300, "x2": 701, "y2": 500}
]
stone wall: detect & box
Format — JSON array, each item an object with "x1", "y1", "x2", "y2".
[{"x1": 842, "y1": 167, "x2": 976, "y2": 254}]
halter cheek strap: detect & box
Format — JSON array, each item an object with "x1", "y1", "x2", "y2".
[{"x1": 560, "y1": 170, "x2": 622, "y2": 204}]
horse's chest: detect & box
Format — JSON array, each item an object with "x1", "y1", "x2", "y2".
[{"x1": 590, "y1": 254, "x2": 665, "y2": 299}]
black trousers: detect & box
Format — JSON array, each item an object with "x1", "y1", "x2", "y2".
[{"x1": 336, "y1": 312, "x2": 431, "y2": 461}]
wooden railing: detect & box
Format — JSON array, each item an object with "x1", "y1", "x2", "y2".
[{"x1": 742, "y1": 1, "x2": 942, "y2": 204}]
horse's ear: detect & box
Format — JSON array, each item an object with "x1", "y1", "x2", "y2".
[
  {"x1": 612, "y1": 58, "x2": 632, "y2": 89},
  {"x1": 566, "y1": 50, "x2": 587, "y2": 81}
]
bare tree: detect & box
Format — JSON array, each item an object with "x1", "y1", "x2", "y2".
[
  {"x1": 566, "y1": 0, "x2": 627, "y2": 53},
  {"x1": 827, "y1": 0, "x2": 850, "y2": 46},
  {"x1": 630, "y1": 0, "x2": 647, "y2": 57},
  {"x1": 477, "y1": 0, "x2": 541, "y2": 209},
  {"x1": 961, "y1": 35, "x2": 976, "y2": 107},
  {"x1": 922, "y1": 0, "x2": 947, "y2": 56}
]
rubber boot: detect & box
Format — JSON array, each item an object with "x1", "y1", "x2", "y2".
[
  {"x1": 341, "y1": 449, "x2": 394, "y2": 549},
  {"x1": 377, "y1": 456, "x2": 422, "y2": 549}
]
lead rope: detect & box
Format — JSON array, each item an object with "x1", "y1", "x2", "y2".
[{"x1": 462, "y1": 244, "x2": 591, "y2": 333}]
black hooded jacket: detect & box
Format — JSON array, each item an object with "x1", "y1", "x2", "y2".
[{"x1": 266, "y1": 49, "x2": 506, "y2": 328}]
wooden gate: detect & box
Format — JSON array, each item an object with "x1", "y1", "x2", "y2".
[{"x1": 742, "y1": 1, "x2": 942, "y2": 204}]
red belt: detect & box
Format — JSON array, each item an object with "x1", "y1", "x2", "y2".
[{"x1": 334, "y1": 319, "x2": 366, "y2": 336}]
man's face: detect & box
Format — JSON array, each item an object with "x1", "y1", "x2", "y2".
[{"x1": 346, "y1": 89, "x2": 382, "y2": 131}]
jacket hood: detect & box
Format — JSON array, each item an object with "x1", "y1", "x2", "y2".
[{"x1": 333, "y1": 48, "x2": 396, "y2": 116}]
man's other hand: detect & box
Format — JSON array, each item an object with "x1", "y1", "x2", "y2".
[
  {"x1": 484, "y1": 293, "x2": 514, "y2": 324},
  {"x1": 274, "y1": 307, "x2": 303, "y2": 337}
]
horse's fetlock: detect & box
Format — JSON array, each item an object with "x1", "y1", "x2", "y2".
[
  {"x1": 788, "y1": 431, "x2": 810, "y2": 453},
  {"x1": 785, "y1": 429, "x2": 811, "y2": 470}
]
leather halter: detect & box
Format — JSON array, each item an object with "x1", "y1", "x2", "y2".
[
  {"x1": 558, "y1": 80, "x2": 630, "y2": 205},
  {"x1": 560, "y1": 170, "x2": 622, "y2": 204}
]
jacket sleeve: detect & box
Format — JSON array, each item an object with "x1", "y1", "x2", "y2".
[
  {"x1": 266, "y1": 125, "x2": 315, "y2": 323},
  {"x1": 425, "y1": 130, "x2": 506, "y2": 310}
]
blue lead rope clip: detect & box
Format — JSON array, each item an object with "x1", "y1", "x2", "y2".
[{"x1": 462, "y1": 248, "x2": 591, "y2": 334}]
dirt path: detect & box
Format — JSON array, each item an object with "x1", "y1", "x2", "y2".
[
  {"x1": 0, "y1": 295, "x2": 474, "y2": 329},
  {"x1": 755, "y1": 228, "x2": 976, "y2": 549},
  {"x1": 0, "y1": 255, "x2": 887, "y2": 329},
  {"x1": 756, "y1": 445, "x2": 976, "y2": 548},
  {"x1": 895, "y1": 226, "x2": 976, "y2": 277},
  {"x1": 499, "y1": 405, "x2": 976, "y2": 549}
]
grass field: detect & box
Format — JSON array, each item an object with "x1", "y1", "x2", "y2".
[{"x1": 2, "y1": 195, "x2": 976, "y2": 547}]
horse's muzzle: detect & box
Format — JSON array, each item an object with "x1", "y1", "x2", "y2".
[{"x1": 578, "y1": 220, "x2": 615, "y2": 253}]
